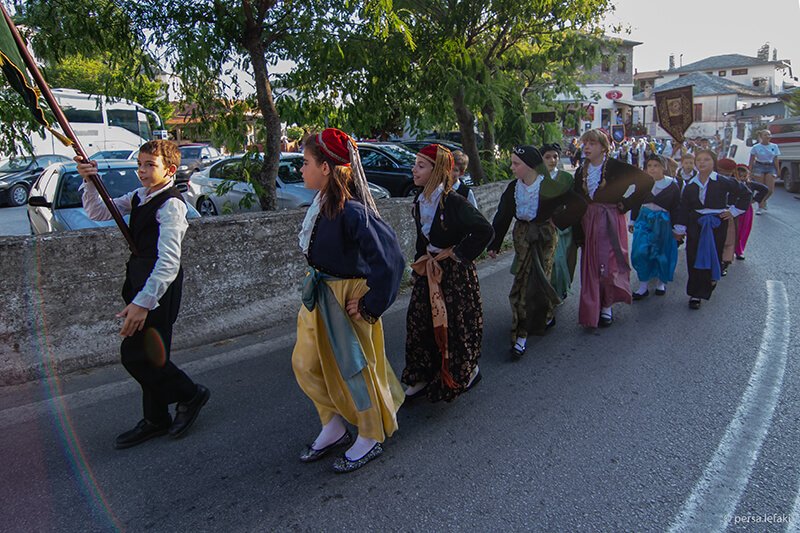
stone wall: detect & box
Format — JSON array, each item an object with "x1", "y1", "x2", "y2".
[{"x1": 0, "y1": 182, "x2": 507, "y2": 385}]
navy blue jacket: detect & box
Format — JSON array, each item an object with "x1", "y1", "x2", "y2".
[{"x1": 306, "y1": 200, "x2": 405, "y2": 320}]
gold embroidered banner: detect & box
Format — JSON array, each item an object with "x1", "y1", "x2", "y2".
[{"x1": 654, "y1": 86, "x2": 693, "y2": 143}]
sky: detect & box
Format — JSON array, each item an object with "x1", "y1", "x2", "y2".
[{"x1": 604, "y1": 0, "x2": 800, "y2": 74}]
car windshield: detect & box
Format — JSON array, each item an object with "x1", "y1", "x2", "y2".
[
  {"x1": 0, "y1": 157, "x2": 32, "y2": 173},
  {"x1": 372, "y1": 144, "x2": 416, "y2": 166},
  {"x1": 57, "y1": 167, "x2": 141, "y2": 209},
  {"x1": 89, "y1": 151, "x2": 132, "y2": 160},
  {"x1": 179, "y1": 147, "x2": 202, "y2": 160}
]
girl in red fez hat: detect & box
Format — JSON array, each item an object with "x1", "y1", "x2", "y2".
[
  {"x1": 574, "y1": 128, "x2": 654, "y2": 328},
  {"x1": 402, "y1": 144, "x2": 494, "y2": 402},
  {"x1": 292, "y1": 128, "x2": 406, "y2": 473},
  {"x1": 487, "y1": 145, "x2": 586, "y2": 358}
]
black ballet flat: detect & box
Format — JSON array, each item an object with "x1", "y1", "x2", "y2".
[
  {"x1": 689, "y1": 298, "x2": 701, "y2": 310},
  {"x1": 655, "y1": 288, "x2": 666, "y2": 296},
  {"x1": 736, "y1": 254, "x2": 745, "y2": 261},
  {"x1": 404, "y1": 384, "x2": 429, "y2": 400},
  {"x1": 632, "y1": 290, "x2": 649, "y2": 301},
  {"x1": 511, "y1": 342, "x2": 526, "y2": 359},
  {"x1": 299, "y1": 431, "x2": 353, "y2": 463},
  {"x1": 545, "y1": 317, "x2": 556, "y2": 329},
  {"x1": 332, "y1": 443, "x2": 383, "y2": 474},
  {"x1": 465, "y1": 369, "x2": 482, "y2": 391}
]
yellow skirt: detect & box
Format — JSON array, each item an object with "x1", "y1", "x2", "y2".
[{"x1": 291, "y1": 278, "x2": 404, "y2": 442}]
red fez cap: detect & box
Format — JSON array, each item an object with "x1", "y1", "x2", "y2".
[
  {"x1": 417, "y1": 144, "x2": 441, "y2": 165},
  {"x1": 316, "y1": 128, "x2": 352, "y2": 166},
  {"x1": 717, "y1": 158, "x2": 737, "y2": 173}
]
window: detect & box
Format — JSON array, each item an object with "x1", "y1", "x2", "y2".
[
  {"x1": 618, "y1": 54, "x2": 627, "y2": 73},
  {"x1": 601, "y1": 57, "x2": 611, "y2": 72},
  {"x1": 732, "y1": 68, "x2": 748, "y2": 76},
  {"x1": 278, "y1": 162, "x2": 303, "y2": 184},
  {"x1": 719, "y1": 70, "x2": 726, "y2": 77},
  {"x1": 62, "y1": 106, "x2": 103, "y2": 123},
  {"x1": 107, "y1": 109, "x2": 140, "y2": 136},
  {"x1": 359, "y1": 150, "x2": 392, "y2": 168},
  {"x1": 210, "y1": 160, "x2": 244, "y2": 181},
  {"x1": 58, "y1": 169, "x2": 140, "y2": 208},
  {"x1": 693, "y1": 103, "x2": 703, "y2": 122},
  {"x1": 705, "y1": 71, "x2": 713, "y2": 75}
]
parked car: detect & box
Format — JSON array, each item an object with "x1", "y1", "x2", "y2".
[
  {"x1": 88, "y1": 149, "x2": 135, "y2": 161},
  {"x1": 357, "y1": 142, "x2": 420, "y2": 197},
  {"x1": 0, "y1": 154, "x2": 73, "y2": 207},
  {"x1": 27, "y1": 160, "x2": 200, "y2": 234},
  {"x1": 186, "y1": 152, "x2": 390, "y2": 216},
  {"x1": 769, "y1": 116, "x2": 800, "y2": 193},
  {"x1": 176, "y1": 144, "x2": 223, "y2": 183},
  {"x1": 400, "y1": 139, "x2": 464, "y2": 154}
]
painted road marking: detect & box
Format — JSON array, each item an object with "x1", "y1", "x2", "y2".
[{"x1": 668, "y1": 280, "x2": 789, "y2": 533}]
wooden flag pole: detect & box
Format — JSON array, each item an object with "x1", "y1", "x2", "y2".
[{"x1": 1, "y1": 3, "x2": 137, "y2": 252}]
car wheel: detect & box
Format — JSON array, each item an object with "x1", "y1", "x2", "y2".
[
  {"x1": 197, "y1": 196, "x2": 218, "y2": 216},
  {"x1": 9, "y1": 183, "x2": 29, "y2": 207}
]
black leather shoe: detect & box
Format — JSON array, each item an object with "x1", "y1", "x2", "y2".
[
  {"x1": 598, "y1": 314, "x2": 613, "y2": 327},
  {"x1": 736, "y1": 254, "x2": 745, "y2": 261},
  {"x1": 169, "y1": 384, "x2": 210, "y2": 438},
  {"x1": 115, "y1": 418, "x2": 171, "y2": 449},
  {"x1": 545, "y1": 316, "x2": 556, "y2": 329},
  {"x1": 299, "y1": 431, "x2": 353, "y2": 463},
  {"x1": 332, "y1": 443, "x2": 383, "y2": 473},
  {"x1": 632, "y1": 290, "x2": 649, "y2": 301},
  {"x1": 689, "y1": 298, "x2": 701, "y2": 310},
  {"x1": 655, "y1": 288, "x2": 666, "y2": 296},
  {"x1": 465, "y1": 369, "x2": 482, "y2": 391}
]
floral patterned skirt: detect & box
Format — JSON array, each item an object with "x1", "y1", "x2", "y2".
[{"x1": 402, "y1": 258, "x2": 483, "y2": 402}]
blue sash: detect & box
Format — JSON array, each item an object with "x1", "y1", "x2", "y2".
[
  {"x1": 631, "y1": 207, "x2": 678, "y2": 282},
  {"x1": 694, "y1": 214, "x2": 722, "y2": 281},
  {"x1": 302, "y1": 268, "x2": 372, "y2": 411}
]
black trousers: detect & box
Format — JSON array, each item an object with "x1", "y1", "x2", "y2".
[
  {"x1": 685, "y1": 218, "x2": 728, "y2": 300},
  {"x1": 121, "y1": 264, "x2": 196, "y2": 424}
]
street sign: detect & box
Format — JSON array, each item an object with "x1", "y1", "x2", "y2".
[{"x1": 606, "y1": 90, "x2": 623, "y2": 100}]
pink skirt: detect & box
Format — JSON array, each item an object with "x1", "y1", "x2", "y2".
[
  {"x1": 736, "y1": 205, "x2": 754, "y2": 256},
  {"x1": 579, "y1": 203, "x2": 632, "y2": 327}
]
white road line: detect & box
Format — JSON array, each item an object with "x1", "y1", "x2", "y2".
[
  {"x1": 668, "y1": 280, "x2": 790, "y2": 533},
  {"x1": 0, "y1": 255, "x2": 514, "y2": 429}
]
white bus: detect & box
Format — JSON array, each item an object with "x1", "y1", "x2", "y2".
[{"x1": 25, "y1": 88, "x2": 166, "y2": 158}]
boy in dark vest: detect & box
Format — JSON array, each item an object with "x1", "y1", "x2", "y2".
[
  {"x1": 76, "y1": 141, "x2": 210, "y2": 449},
  {"x1": 450, "y1": 150, "x2": 478, "y2": 208}
]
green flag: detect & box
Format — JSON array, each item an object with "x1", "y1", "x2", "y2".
[{"x1": 0, "y1": 14, "x2": 71, "y2": 146}]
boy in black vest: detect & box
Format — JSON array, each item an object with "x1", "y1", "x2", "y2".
[
  {"x1": 76, "y1": 141, "x2": 210, "y2": 449},
  {"x1": 450, "y1": 150, "x2": 478, "y2": 208}
]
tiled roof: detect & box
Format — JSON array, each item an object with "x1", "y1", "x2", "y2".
[
  {"x1": 633, "y1": 72, "x2": 766, "y2": 100},
  {"x1": 668, "y1": 54, "x2": 786, "y2": 74}
]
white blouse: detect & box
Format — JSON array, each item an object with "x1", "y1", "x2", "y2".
[
  {"x1": 299, "y1": 192, "x2": 322, "y2": 254},
  {"x1": 586, "y1": 162, "x2": 603, "y2": 199},
  {"x1": 514, "y1": 175, "x2": 544, "y2": 221}
]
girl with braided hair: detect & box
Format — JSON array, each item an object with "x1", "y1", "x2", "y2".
[
  {"x1": 573, "y1": 129, "x2": 654, "y2": 328},
  {"x1": 293, "y1": 128, "x2": 405, "y2": 473},
  {"x1": 403, "y1": 144, "x2": 493, "y2": 402}
]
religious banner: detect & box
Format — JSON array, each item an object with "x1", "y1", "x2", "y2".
[{"x1": 654, "y1": 86, "x2": 693, "y2": 143}]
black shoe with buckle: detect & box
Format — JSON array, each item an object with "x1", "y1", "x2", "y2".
[
  {"x1": 332, "y1": 443, "x2": 384, "y2": 474},
  {"x1": 598, "y1": 313, "x2": 613, "y2": 327},
  {"x1": 299, "y1": 431, "x2": 353, "y2": 463},
  {"x1": 169, "y1": 384, "x2": 210, "y2": 438},
  {"x1": 115, "y1": 417, "x2": 171, "y2": 449}
]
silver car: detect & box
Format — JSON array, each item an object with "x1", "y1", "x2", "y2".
[
  {"x1": 185, "y1": 153, "x2": 390, "y2": 216},
  {"x1": 27, "y1": 160, "x2": 200, "y2": 234}
]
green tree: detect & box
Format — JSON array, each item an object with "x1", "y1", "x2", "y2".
[{"x1": 11, "y1": 0, "x2": 407, "y2": 209}]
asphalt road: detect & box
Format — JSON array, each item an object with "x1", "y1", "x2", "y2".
[
  {"x1": 0, "y1": 205, "x2": 31, "y2": 236},
  {"x1": 2, "y1": 187, "x2": 799, "y2": 532}
]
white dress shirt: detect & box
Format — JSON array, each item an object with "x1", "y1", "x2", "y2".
[
  {"x1": 81, "y1": 179, "x2": 188, "y2": 310},
  {"x1": 419, "y1": 184, "x2": 444, "y2": 253},
  {"x1": 586, "y1": 162, "x2": 603, "y2": 199},
  {"x1": 514, "y1": 175, "x2": 544, "y2": 221},
  {"x1": 299, "y1": 192, "x2": 322, "y2": 254}
]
